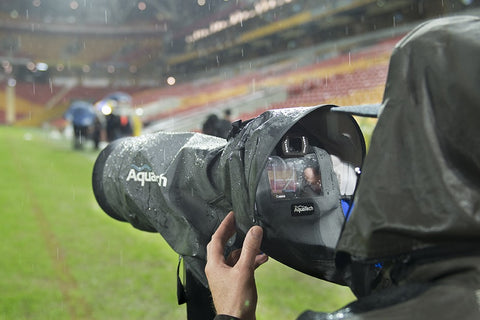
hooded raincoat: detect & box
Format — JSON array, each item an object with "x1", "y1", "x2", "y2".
[{"x1": 299, "y1": 15, "x2": 480, "y2": 320}]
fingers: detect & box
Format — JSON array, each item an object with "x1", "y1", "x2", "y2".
[
  {"x1": 226, "y1": 249, "x2": 241, "y2": 267},
  {"x1": 237, "y1": 225, "x2": 264, "y2": 270},
  {"x1": 254, "y1": 253, "x2": 269, "y2": 269},
  {"x1": 215, "y1": 211, "x2": 237, "y2": 243},
  {"x1": 207, "y1": 211, "x2": 236, "y2": 265},
  {"x1": 227, "y1": 249, "x2": 268, "y2": 269},
  {"x1": 208, "y1": 211, "x2": 268, "y2": 271}
]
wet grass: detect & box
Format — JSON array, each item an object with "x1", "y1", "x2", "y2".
[{"x1": 0, "y1": 126, "x2": 357, "y2": 319}]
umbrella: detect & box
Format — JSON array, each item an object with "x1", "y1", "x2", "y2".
[{"x1": 65, "y1": 101, "x2": 96, "y2": 126}]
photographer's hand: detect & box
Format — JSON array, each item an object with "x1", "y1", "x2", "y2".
[{"x1": 206, "y1": 211, "x2": 268, "y2": 320}]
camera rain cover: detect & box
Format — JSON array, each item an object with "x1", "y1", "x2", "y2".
[
  {"x1": 92, "y1": 104, "x2": 365, "y2": 286},
  {"x1": 227, "y1": 106, "x2": 365, "y2": 283}
]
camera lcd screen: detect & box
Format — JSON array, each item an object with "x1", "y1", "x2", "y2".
[{"x1": 266, "y1": 155, "x2": 322, "y2": 200}]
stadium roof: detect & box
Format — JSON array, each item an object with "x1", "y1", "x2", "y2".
[{"x1": 0, "y1": 0, "x2": 477, "y2": 82}]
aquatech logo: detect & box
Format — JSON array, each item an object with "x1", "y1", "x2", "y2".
[
  {"x1": 291, "y1": 203, "x2": 315, "y2": 216},
  {"x1": 126, "y1": 164, "x2": 167, "y2": 187}
]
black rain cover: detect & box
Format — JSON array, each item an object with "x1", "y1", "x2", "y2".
[
  {"x1": 93, "y1": 104, "x2": 365, "y2": 286},
  {"x1": 337, "y1": 16, "x2": 480, "y2": 263}
]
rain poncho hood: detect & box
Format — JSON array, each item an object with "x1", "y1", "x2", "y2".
[
  {"x1": 297, "y1": 15, "x2": 480, "y2": 320},
  {"x1": 337, "y1": 15, "x2": 480, "y2": 276}
]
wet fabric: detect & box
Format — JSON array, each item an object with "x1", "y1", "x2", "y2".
[
  {"x1": 92, "y1": 104, "x2": 365, "y2": 286},
  {"x1": 299, "y1": 15, "x2": 480, "y2": 320},
  {"x1": 336, "y1": 14, "x2": 480, "y2": 264}
]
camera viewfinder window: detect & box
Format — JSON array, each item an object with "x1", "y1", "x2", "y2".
[{"x1": 266, "y1": 155, "x2": 322, "y2": 200}]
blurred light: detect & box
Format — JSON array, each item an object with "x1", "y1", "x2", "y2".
[
  {"x1": 26, "y1": 62, "x2": 36, "y2": 71},
  {"x1": 36, "y1": 62, "x2": 48, "y2": 71},
  {"x1": 107, "y1": 65, "x2": 115, "y2": 73},
  {"x1": 101, "y1": 104, "x2": 113, "y2": 115},
  {"x1": 462, "y1": 0, "x2": 473, "y2": 4},
  {"x1": 187, "y1": 0, "x2": 295, "y2": 43},
  {"x1": 138, "y1": 2, "x2": 147, "y2": 11},
  {"x1": 3, "y1": 61, "x2": 13, "y2": 74},
  {"x1": 82, "y1": 65, "x2": 91, "y2": 73},
  {"x1": 135, "y1": 108, "x2": 144, "y2": 116},
  {"x1": 70, "y1": 1, "x2": 79, "y2": 10},
  {"x1": 167, "y1": 76, "x2": 176, "y2": 85},
  {"x1": 10, "y1": 10, "x2": 19, "y2": 19},
  {"x1": 32, "y1": 0, "x2": 41, "y2": 7},
  {"x1": 7, "y1": 78, "x2": 17, "y2": 87}
]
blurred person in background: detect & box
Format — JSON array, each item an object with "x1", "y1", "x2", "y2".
[
  {"x1": 205, "y1": 16, "x2": 480, "y2": 320},
  {"x1": 217, "y1": 109, "x2": 233, "y2": 138},
  {"x1": 202, "y1": 110, "x2": 232, "y2": 139},
  {"x1": 64, "y1": 100, "x2": 97, "y2": 150},
  {"x1": 96, "y1": 92, "x2": 138, "y2": 142},
  {"x1": 202, "y1": 114, "x2": 222, "y2": 136},
  {"x1": 91, "y1": 116, "x2": 102, "y2": 150}
]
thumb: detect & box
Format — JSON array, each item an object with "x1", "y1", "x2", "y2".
[{"x1": 237, "y1": 226, "x2": 263, "y2": 270}]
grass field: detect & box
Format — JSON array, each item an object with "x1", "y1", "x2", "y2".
[{"x1": 0, "y1": 126, "x2": 356, "y2": 320}]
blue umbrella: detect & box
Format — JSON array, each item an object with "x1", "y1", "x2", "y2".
[
  {"x1": 64, "y1": 101, "x2": 96, "y2": 127},
  {"x1": 102, "y1": 91, "x2": 132, "y2": 103}
]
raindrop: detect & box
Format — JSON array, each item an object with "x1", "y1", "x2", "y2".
[{"x1": 241, "y1": 48, "x2": 244, "y2": 57}]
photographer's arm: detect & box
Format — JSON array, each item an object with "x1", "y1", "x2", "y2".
[{"x1": 206, "y1": 211, "x2": 268, "y2": 320}]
